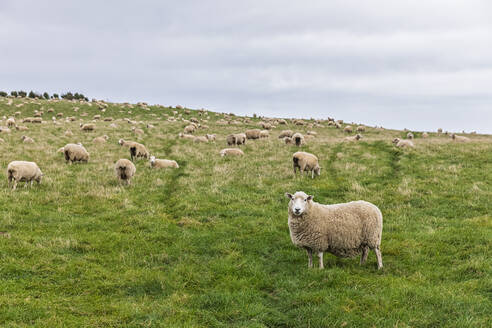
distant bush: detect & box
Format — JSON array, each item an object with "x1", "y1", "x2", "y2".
[
  {"x1": 52, "y1": 93, "x2": 59, "y2": 99},
  {"x1": 0, "y1": 91, "x2": 7, "y2": 97},
  {"x1": 61, "y1": 92, "x2": 87, "y2": 101},
  {"x1": 43, "y1": 92, "x2": 50, "y2": 99},
  {"x1": 18, "y1": 91, "x2": 27, "y2": 97},
  {"x1": 11, "y1": 91, "x2": 18, "y2": 97}
]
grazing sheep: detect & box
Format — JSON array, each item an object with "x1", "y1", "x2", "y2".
[
  {"x1": 80, "y1": 123, "x2": 95, "y2": 131},
  {"x1": 118, "y1": 139, "x2": 149, "y2": 161},
  {"x1": 407, "y1": 132, "x2": 414, "y2": 139},
  {"x1": 7, "y1": 161, "x2": 43, "y2": 190},
  {"x1": 6, "y1": 118, "x2": 16, "y2": 128},
  {"x1": 0, "y1": 127, "x2": 11, "y2": 134},
  {"x1": 356, "y1": 125, "x2": 366, "y2": 132},
  {"x1": 278, "y1": 130, "x2": 294, "y2": 138},
  {"x1": 344, "y1": 134, "x2": 362, "y2": 142},
  {"x1": 392, "y1": 138, "x2": 415, "y2": 148},
  {"x1": 21, "y1": 135, "x2": 34, "y2": 143},
  {"x1": 114, "y1": 159, "x2": 136, "y2": 185},
  {"x1": 184, "y1": 125, "x2": 196, "y2": 134},
  {"x1": 194, "y1": 136, "x2": 208, "y2": 143},
  {"x1": 285, "y1": 191, "x2": 383, "y2": 269},
  {"x1": 63, "y1": 143, "x2": 90, "y2": 163},
  {"x1": 150, "y1": 156, "x2": 179, "y2": 169},
  {"x1": 344, "y1": 125, "x2": 353, "y2": 133},
  {"x1": 219, "y1": 148, "x2": 244, "y2": 157},
  {"x1": 245, "y1": 129, "x2": 261, "y2": 140},
  {"x1": 293, "y1": 152, "x2": 320, "y2": 179},
  {"x1": 451, "y1": 134, "x2": 470, "y2": 143},
  {"x1": 205, "y1": 134, "x2": 216, "y2": 141},
  {"x1": 292, "y1": 132, "x2": 304, "y2": 146},
  {"x1": 284, "y1": 136, "x2": 293, "y2": 144},
  {"x1": 259, "y1": 130, "x2": 270, "y2": 138},
  {"x1": 65, "y1": 130, "x2": 73, "y2": 137},
  {"x1": 104, "y1": 117, "x2": 114, "y2": 122},
  {"x1": 422, "y1": 132, "x2": 429, "y2": 138},
  {"x1": 93, "y1": 135, "x2": 109, "y2": 143},
  {"x1": 132, "y1": 127, "x2": 144, "y2": 135},
  {"x1": 227, "y1": 133, "x2": 246, "y2": 146}
]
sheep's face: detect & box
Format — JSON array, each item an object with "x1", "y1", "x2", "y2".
[
  {"x1": 392, "y1": 138, "x2": 400, "y2": 144},
  {"x1": 314, "y1": 165, "x2": 321, "y2": 176},
  {"x1": 286, "y1": 191, "x2": 313, "y2": 216}
]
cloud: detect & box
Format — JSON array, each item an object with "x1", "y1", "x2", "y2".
[{"x1": 1, "y1": 0, "x2": 491, "y2": 132}]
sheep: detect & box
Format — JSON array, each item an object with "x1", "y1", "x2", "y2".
[
  {"x1": 65, "y1": 130, "x2": 73, "y2": 137},
  {"x1": 114, "y1": 159, "x2": 136, "y2": 185},
  {"x1": 344, "y1": 125, "x2": 353, "y2": 133},
  {"x1": 118, "y1": 139, "x2": 149, "y2": 161},
  {"x1": 356, "y1": 125, "x2": 366, "y2": 132},
  {"x1": 451, "y1": 134, "x2": 470, "y2": 142},
  {"x1": 6, "y1": 118, "x2": 16, "y2": 128},
  {"x1": 194, "y1": 136, "x2": 208, "y2": 143},
  {"x1": 205, "y1": 134, "x2": 216, "y2": 141},
  {"x1": 284, "y1": 136, "x2": 293, "y2": 144},
  {"x1": 80, "y1": 123, "x2": 95, "y2": 131},
  {"x1": 104, "y1": 117, "x2": 114, "y2": 122},
  {"x1": 7, "y1": 161, "x2": 43, "y2": 190},
  {"x1": 278, "y1": 130, "x2": 294, "y2": 138},
  {"x1": 406, "y1": 132, "x2": 414, "y2": 139},
  {"x1": 15, "y1": 125, "x2": 28, "y2": 131},
  {"x1": 437, "y1": 128, "x2": 443, "y2": 134},
  {"x1": 422, "y1": 132, "x2": 429, "y2": 138},
  {"x1": 178, "y1": 133, "x2": 195, "y2": 140},
  {"x1": 219, "y1": 148, "x2": 244, "y2": 157},
  {"x1": 307, "y1": 131, "x2": 317, "y2": 136},
  {"x1": 392, "y1": 138, "x2": 415, "y2": 148},
  {"x1": 0, "y1": 138, "x2": 4, "y2": 143},
  {"x1": 184, "y1": 125, "x2": 196, "y2": 134},
  {"x1": 344, "y1": 134, "x2": 362, "y2": 142},
  {"x1": 259, "y1": 130, "x2": 270, "y2": 138},
  {"x1": 132, "y1": 127, "x2": 144, "y2": 135},
  {"x1": 285, "y1": 191, "x2": 383, "y2": 269},
  {"x1": 21, "y1": 135, "x2": 34, "y2": 143},
  {"x1": 63, "y1": 143, "x2": 90, "y2": 163},
  {"x1": 0, "y1": 126, "x2": 11, "y2": 134},
  {"x1": 150, "y1": 156, "x2": 179, "y2": 169},
  {"x1": 292, "y1": 152, "x2": 320, "y2": 179},
  {"x1": 93, "y1": 135, "x2": 109, "y2": 143},
  {"x1": 227, "y1": 133, "x2": 246, "y2": 146},
  {"x1": 291, "y1": 132, "x2": 304, "y2": 146},
  {"x1": 245, "y1": 129, "x2": 261, "y2": 139}
]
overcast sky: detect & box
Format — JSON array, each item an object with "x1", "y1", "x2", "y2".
[{"x1": 1, "y1": 1, "x2": 491, "y2": 133}]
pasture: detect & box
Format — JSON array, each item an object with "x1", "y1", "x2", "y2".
[{"x1": 0, "y1": 96, "x2": 491, "y2": 327}]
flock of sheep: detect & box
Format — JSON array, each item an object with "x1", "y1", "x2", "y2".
[{"x1": 0, "y1": 96, "x2": 481, "y2": 270}]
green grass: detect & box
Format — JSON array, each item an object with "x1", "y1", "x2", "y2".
[{"x1": 0, "y1": 97, "x2": 491, "y2": 327}]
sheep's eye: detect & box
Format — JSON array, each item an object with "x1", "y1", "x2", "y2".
[{"x1": 304, "y1": 199, "x2": 307, "y2": 202}]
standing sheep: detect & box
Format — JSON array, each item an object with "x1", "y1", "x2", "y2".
[
  {"x1": 292, "y1": 152, "x2": 320, "y2": 179},
  {"x1": 118, "y1": 139, "x2": 149, "y2": 161},
  {"x1": 291, "y1": 132, "x2": 304, "y2": 146},
  {"x1": 245, "y1": 129, "x2": 261, "y2": 140},
  {"x1": 7, "y1": 161, "x2": 43, "y2": 190},
  {"x1": 344, "y1": 125, "x2": 353, "y2": 133},
  {"x1": 80, "y1": 123, "x2": 95, "y2": 131},
  {"x1": 63, "y1": 143, "x2": 90, "y2": 163},
  {"x1": 259, "y1": 130, "x2": 270, "y2": 138},
  {"x1": 392, "y1": 138, "x2": 415, "y2": 148},
  {"x1": 285, "y1": 191, "x2": 383, "y2": 269},
  {"x1": 114, "y1": 159, "x2": 136, "y2": 185},
  {"x1": 278, "y1": 130, "x2": 293, "y2": 139}
]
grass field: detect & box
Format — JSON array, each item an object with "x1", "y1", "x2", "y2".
[{"x1": 0, "y1": 96, "x2": 491, "y2": 327}]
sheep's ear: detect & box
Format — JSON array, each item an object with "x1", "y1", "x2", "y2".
[
  {"x1": 285, "y1": 193, "x2": 293, "y2": 200},
  {"x1": 307, "y1": 195, "x2": 313, "y2": 201}
]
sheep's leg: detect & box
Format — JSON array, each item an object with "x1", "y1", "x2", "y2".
[
  {"x1": 311, "y1": 170, "x2": 314, "y2": 179},
  {"x1": 12, "y1": 180, "x2": 17, "y2": 190},
  {"x1": 318, "y1": 252, "x2": 324, "y2": 269},
  {"x1": 293, "y1": 163, "x2": 297, "y2": 176},
  {"x1": 306, "y1": 249, "x2": 313, "y2": 268},
  {"x1": 30, "y1": 180, "x2": 34, "y2": 187},
  {"x1": 360, "y1": 246, "x2": 369, "y2": 265},
  {"x1": 375, "y1": 247, "x2": 383, "y2": 269}
]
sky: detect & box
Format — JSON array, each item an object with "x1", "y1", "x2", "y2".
[{"x1": 1, "y1": 1, "x2": 491, "y2": 133}]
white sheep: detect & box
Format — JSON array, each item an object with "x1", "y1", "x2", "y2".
[
  {"x1": 285, "y1": 191, "x2": 383, "y2": 269},
  {"x1": 150, "y1": 156, "x2": 179, "y2": 168},
  {"x1": 292, "y1": 152, "x2": 320, "y2": 179},
  {"x1": 7, "y1": 161, "x2": 43, "y2": 190},
  {"x1": 21, "y1": 135, "x2": 34, "y2": 143},
  {"x1": 344, "y1": 125, "x2": 353, "y2": 133},
  {"x1": 278, "y1": 130, "x2": 293, "y2": 138},
  {"x1": 344, "y1": 134, "x2": 362, "y2": 142},
  {"x1": 63, "y1": 143, "x2": 90, "y2": 163},
  {"x1": 114, "y1": 159, "x2": 136, "y2": 185},
  {"x1": 93, "y1": 135, "x2": 109, "y2": 143},
  {"x1": 219, "y1": 148, "x2": 244, "y2": 157},
  {"x1": 118, "y1": 139, "x2": 149, "y2": 161},
  {"x1": 259, "y1": 130, "x2": 270, "y2": 138},
  {"x1": 392, "y1": 138, "x2": 414, "y2": 148},
  {"x1": 291, "y1": 132, "x2": 304, "y2": 146},
  {"x1": 451, "y1": 134, "x2": 470, "y2": 142},
  {"x1": 407, "y1": 132, "x2": 414, "y2": 139}
]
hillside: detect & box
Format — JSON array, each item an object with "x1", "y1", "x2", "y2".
[{"x1": 0, "y1": 96, "x2": 491, "y2": 327}]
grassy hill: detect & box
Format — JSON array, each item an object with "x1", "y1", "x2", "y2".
[{"x1": 0, "y1": 96, "x2": 491, "y2": 327}]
